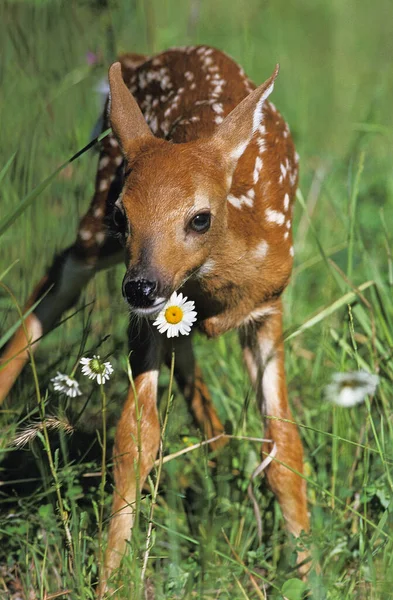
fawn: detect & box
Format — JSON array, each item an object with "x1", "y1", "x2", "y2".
[{"x1": 0, "y1": 46, "x2": 309, "y2": 594}]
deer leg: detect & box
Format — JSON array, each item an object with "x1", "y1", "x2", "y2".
[
  {"x1": 100, "y1": 320, "x2": 162, "y2": 597},
  {"x1": 239, "y1": 302, "x2": 310, "y2": 574},
  {"x1": 168, "y1": 335, "x2": 225, "y2": 451}
]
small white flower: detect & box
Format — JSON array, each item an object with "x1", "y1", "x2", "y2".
[
  {"x1": 80, "y1": 355, "x2": 114, "y2": 385},
  {"x1": 325, "y1": 371, "x2": 379, "y2": 407},
  {"x1": 51, "y1": 372, "x2": 82, "y2": 398},
  {"x1": 153, "y1": 291, "x2": 197, "y2": 338}
]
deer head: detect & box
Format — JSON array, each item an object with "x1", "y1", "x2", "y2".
[{"x1": 108, "y1": 61, "x2": 278, "y2": 315}]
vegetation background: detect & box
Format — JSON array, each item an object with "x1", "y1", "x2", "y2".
[{"x1": 0, "y1": 0, "x2": 392, "y2": 598}]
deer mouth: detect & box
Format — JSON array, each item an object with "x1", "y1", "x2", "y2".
[{"x1": 130, "y1": 297, "x2": 167, "y2": 317}]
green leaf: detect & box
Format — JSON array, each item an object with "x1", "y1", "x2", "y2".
[
  {"x1": 0, "y1": 152, "x2": 16, "y2": 185},
  {"x1": 281, "y1": 578, "x2": 307, "y2": 600},
  {"x1": 285, "y1": 280, "x2": 375, "y2": 341}
]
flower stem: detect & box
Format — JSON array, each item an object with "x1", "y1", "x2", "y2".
[{"x1": 98, "y1": 382, "x2": 107, "y2": 581}]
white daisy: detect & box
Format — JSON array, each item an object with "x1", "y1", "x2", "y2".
[
  {"x1": 51, "y1": 372, "x2": 82, "y2": 398},
  {"x1": 325, "y1": 371, "x2": 379, "y2": 407},
  {"x1": 80, "y1": 355, "x2": 114, "y2": 385},
  {"x1": 153, "y1": 291, "x2": 197, "y2": 338}
]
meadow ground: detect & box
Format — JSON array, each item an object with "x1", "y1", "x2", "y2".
[{"x1": 0, "y1": 0, "x2": 393, "y2": 598}]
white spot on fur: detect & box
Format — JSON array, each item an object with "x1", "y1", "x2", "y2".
[
  {"x1": 109, "y1": 136, "x2": 118, "y2": 148},
  {"x1": 265, "y1": 209, "x2": 285, "y2": 225},
  {"x1": 99, "y1": 156, "x2": 109, "y2": 170},
  {"x1": 96, "y1": 232, "x2": 106, "y2": 245},
  {"x1": 257, "y1": 137, "x2": 266, "y2": 152},
  {"x1": 280, "y1": 163, "x2": 287, "y2": 179},
  {"x1": 286, "y1": 220, "x2": 291, "y2": 229},
  {"x1": 79, "y1": 229, "x2": 92, "y2": 241},
  {"x1": 253, "y1": 156, "x2": 263, "y2": 184},
  {"x1": 227, "y1": 192, "x2": 253, "y2": 209},
  {"x1": 99, "y1": 179, "x2": 109, "y2": 192},
  {"x1": 214, "y1": 116, "x2": 224, "y2": 125},
  {"x1": 253, "y1": 240, "x2": 269, "y2": 259},
  {"x1": 149, "y1": 116, "x2": 158, "y2": 133},
  {"x1": 284, "y1": 193, "x2": 290, "y2": 211},
  {"x1": 94, "y1": 207, "x2": 103, "y2": 218},
  {"x1": 212, "y1": 103, "x2": 224, "y2": 114},
  {"x1": 284, "y1": 231, "x2": 289, "y2": 240},
  {"x1": 227, "y1": 194, "x2": 243, "y2": 209},
  {"x1": 290, "y1": 246, "x2": 294, "y2": 257}
]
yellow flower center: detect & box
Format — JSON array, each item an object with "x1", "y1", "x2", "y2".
[{"x1": 165, "y1": 305, "x2": 183, "y2": 324}]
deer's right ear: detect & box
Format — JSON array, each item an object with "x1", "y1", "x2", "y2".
[
  {"x1": 108, "y1": 62, "x2": 153, "y2": 152},
  {"x1": 210, "y1": 65, "x2": 279, "y2": 171}
]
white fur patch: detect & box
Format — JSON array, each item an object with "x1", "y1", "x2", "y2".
[
  {"x1": 193, "y1": 193, "x2": 210, "y2": 210},
  {"x1": 99, "y1": 156, "x2": 110, "y2": 170},
  {"x1": 253, "y1": 156, "x2": 263, "y2": 184},
  {"x1": 79, "y1": 229, "x2": 92, "y2": 241},
  {"x1": 96, "y1": 232, "x2": 106, "y2": 245},
  {"x1": 253, "y1": 240, "x2": 269, "y2": 259},
  {"x1": 252, "y1": 82, "x2": 274, "y2": 134},
  {"x1": 244, "y1": 305, "x2": 277, "y2": 326},
  {"x1": 230, "y1": 140, "x2": 249, "y2": 162},
  {"x1": 283, "y1": 193, "x2": 290, "y2": 211},
  {"x1": 262, "y1": 355, "x2": 281, "y2": 415},
  {"x1": 265, "y1": 209, "x2": 285, "y2": 225},
  {"x1": 198, "y1": 259, "x2": 216, "y2": 276},
  {"x1": 227, "y1": 191, "x2": 254, "y2": 209},
  {"x1": 28, "y1": 314, "x2": 43, "y2": 346}
]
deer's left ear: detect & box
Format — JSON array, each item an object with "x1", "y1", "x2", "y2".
[
  {"x1": 108, "y1": 61, "x2": 153, "y2": 152},
  {"x1": 211, "y1": 64, "x2": 279, "y2": 169}
]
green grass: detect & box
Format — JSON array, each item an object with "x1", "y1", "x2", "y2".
[{"x1": 1, "y1": 0, "x2": 393, "y2": 598}]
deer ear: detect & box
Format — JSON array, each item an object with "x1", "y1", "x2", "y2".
[
  {"x1": 211, "y1": 64, "x2": 279, "y2": 168},
  {"x1": 108, "y1": 62, "x2": 153, "y2": 151}
]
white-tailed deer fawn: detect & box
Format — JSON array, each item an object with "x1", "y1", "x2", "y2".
[{"x1": 0, "y1": 46, "x2": 309, "y2": 594}]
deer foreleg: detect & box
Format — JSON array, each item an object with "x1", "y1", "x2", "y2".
[
  {"x1": 240, "y1": 302, "x2": 310, "y2": 574},
  {"x1": 99, "y1": 322, "x2": 162, "y2": 597}
]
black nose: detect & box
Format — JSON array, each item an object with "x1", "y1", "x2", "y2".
[{"x1": 123, "y1": 279, "x2": 158, "y2": 308}]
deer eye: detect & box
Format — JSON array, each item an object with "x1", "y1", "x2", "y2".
[
  {"x1": 113, "y1": 205, "x2": 127, "y2": 234},
  {"x1": 189, "y1": 212, "x2": 211, "y2": 233}
]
